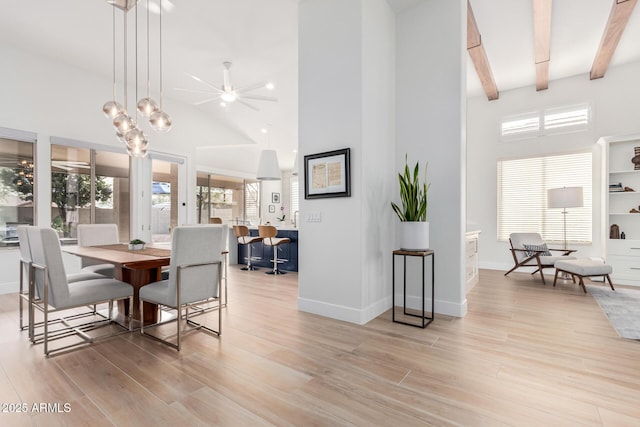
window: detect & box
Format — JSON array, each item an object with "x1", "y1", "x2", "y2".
[
  {"x1": 500, "y1": 103, "x2": 591, "y2": 140},
  {"x1": 0, "y1": 134, "x2": 35, "y2": 248},
  {"x1": 497, "y1": 152, "x2": 592, "y2": 243},
  {"x1": 244, "y1": 180, "x2": 260, "y2": 225},
  {"x1": 290, "y1": 175, "x2": 299, "y2": 220},
  {"x1": 51, "y1": 142, "x2": 130, "y2": 242},
  {"x1": 195, "y1": 173, "x2": 259, "y2": 225},
  {"x1": 151, "y1": 159, "x2": 179, "y2": 243}
]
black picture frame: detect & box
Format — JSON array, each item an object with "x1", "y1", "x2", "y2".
[
  {"x1": 271, "y1": 192, "x2": 280, "y2": 203},
  {"x1": 304, "y1": 148, "x2": 351, "y2": 199}
]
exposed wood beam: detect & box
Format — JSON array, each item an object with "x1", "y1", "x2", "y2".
[
  {"x1": 467, "y1": 1, "x2": 499, "y2": 100},
  {"x1": 533, "y1": 0, "x2": 552, "y2": 91},
  {"x1": 590, "y1": 0, "x2": 637, "y2": 80}
]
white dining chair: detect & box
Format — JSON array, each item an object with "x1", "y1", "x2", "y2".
[
  {"x1": 27, "y1": 227, "x2": 133, "y2": 356},
  {"x1": 77, "y1": 223, "x2": 119, "y2": 278},
  {"x1": 140, "y1": 225, "x2": 226, "y2": 350}
]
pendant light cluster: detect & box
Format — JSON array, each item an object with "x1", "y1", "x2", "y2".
[{"x1": 102, "y1": 0, "x2": 172, "y2": 158}]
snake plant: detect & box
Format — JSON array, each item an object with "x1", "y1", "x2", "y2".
[{"x1": 391, "y1": 155, "x2": 429, "y2": 222}]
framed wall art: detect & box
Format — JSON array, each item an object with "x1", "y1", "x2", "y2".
[{"x1": 304, "y1": 148, "x2": 351, "y2": 199}]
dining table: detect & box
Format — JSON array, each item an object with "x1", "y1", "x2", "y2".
[{"x1": 63, "y1": 244, "x2": 171, "y2": 324}]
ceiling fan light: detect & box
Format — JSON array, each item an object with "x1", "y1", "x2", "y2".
[
  {"x1": 113, "y1": 112, "x2": 135, "y2": 134},
  {"x1": 257, "y1": 149, "x2": 281, "y2": 181},
  {"x1": 103, "y1": 100, "x2": 124, "y2": 118},
  {"x1": 137, "y1": 97, "x2": 159, "y2": 117},
  {"x1": 221, "y1": 92, "x2": 236, "y2": 103},
  {"x1": 149, "y1": 110, "x2": 172, "y2": 132}
]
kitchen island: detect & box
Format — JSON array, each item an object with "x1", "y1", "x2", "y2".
[{"x1": 236, "y1": 226, "x2": 298, "y2": 272}]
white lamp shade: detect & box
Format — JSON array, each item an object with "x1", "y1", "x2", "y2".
[
  {"x1": 257, "y1": 149, "x2": 281, "y2": 181},
  {"x1": 548, "y1": 186, "x2": 583, "y2": 208}
]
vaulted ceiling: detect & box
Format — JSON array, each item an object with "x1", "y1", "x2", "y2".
[{"x1": 466, "y1": 0, "x2": 640, "y2": 100}]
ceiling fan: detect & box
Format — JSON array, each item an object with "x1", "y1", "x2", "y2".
[{"x1": 176, "y1": 62, "x2": 277, "y2": 111}]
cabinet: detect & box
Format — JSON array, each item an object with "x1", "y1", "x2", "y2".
[
  {"x1": 465, "y1": 230, "x2": 480, "y2": 293},
  {"x1": 600, "y1": 134, "x2": 640, "y2": 286}
]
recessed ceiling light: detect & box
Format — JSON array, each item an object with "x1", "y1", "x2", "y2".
[
  {"x1": 261, "y1": 128, "x2": 268, "y2": 134},
  {"x1": 265, "y1": 82, "x2": 275, "y2": 90}
]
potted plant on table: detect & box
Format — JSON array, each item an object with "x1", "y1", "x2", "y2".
[
  {"x1": 129, "y1": 239, "x2": 146, "y2": 250},
  {"x1": 391, "y1": 155, "x2": 430, "y2": 251}
]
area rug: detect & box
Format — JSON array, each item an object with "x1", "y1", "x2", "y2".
[{"x1": 586, "y1": 284, "x2": 640, "y2": 340}]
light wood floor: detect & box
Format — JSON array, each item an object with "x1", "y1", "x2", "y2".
[{"x1": 0, "y1": 268, "x2": 639, "y2": 426}]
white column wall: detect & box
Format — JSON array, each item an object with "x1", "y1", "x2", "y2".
[
  {"x1": 467, "y1": 61, "x2": 640, "y2": 271},
  {"x1": 298, "y1": 0, "x2": 396, "y2": 323},
  {"x1": 395, "y1": 0, "x2": 467, "y2": 316}
]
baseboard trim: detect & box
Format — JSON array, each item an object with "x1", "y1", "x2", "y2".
[
  {"x1": 298, "y1": 294, "x2": 467, "y2": 325},
  {"x1": 0, "y1": 281, "x2": 18, "y2": 295}
]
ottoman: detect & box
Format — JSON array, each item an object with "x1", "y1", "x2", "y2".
[{"x1": 553, "y1": 259, "x2": 615, "y2": 293}]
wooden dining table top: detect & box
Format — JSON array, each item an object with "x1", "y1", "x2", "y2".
[{"x1": 63, "y1": 244, "x2": 171, "y2": 270}]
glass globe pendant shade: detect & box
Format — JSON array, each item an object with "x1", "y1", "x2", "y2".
[
  {"x1": 149, "y1": 110, "x2": 172, "y2": 132},
  {"x1": 127, "y1": 145, "x2": 149, "y2": 158},
  {"x1": 103, "y1": 100, "x2": 124, "y2": 118},
  {"x1": 113, "y1": 112, "x2": 135, "y2": 134},
  {"x1": 124, "y1": 128, "x2": 149, "y2": 151},
  {"x1": 137, "y1": 97, "x2": 159, "y2": 117},
  {"x1": 115, "y1": 130, "x2": 126, "y2": 144}
]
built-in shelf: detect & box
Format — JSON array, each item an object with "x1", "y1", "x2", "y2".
[{"x1": 601, "y1": 134, "x2": 640, "y2": 286}]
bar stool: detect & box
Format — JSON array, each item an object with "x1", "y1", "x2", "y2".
[
  {"x1": 233, "y1": 225, "x2": 263, "y2": 271},
  {"x1": 258, "y1": 225, "x2": 291, "y2": 275}
]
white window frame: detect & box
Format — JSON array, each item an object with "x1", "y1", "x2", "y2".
[{"x1": 500, "y1": 102, "x2": 592, "y2": 141}]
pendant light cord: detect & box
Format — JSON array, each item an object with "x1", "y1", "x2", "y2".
[
  {"x1": 135, "y1": 1, "x2": 139, "y2": 121},
  {"x1": 123, "y1": 5, "x2": 127, "y2": 111},
  {"x1": 111, "y1": 5, "x2": 116, "y2": 100},
  {"x1": 159, "y1": 0, "x2": 164, "y2": 109},
  {"x1": 146, "y1": 0, "x2": 150, "y2": 97}
]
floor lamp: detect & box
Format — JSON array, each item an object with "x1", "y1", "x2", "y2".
[{"x1": 547, "y1": 186, "x2": 584, "y2": 250}]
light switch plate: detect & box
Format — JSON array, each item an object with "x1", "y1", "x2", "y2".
[{"x1": 306, "y1": 211, "x2": 321, "y2": 222}]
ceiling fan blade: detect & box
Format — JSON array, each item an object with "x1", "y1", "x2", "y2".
[
  {"x1": 185, "y1": 72, "x2": 222, "y2": 92},
  {"x1": 235, "y1": 81, "x2": 268, "y2": 94},
  {"x1": 236, "y1": 99, "x2": 260, "y2": 111},
  {"x1": 193, "y1": 95, "x2": 222, "y2": 106},
  {"x1": 174, "y1": 87, "x2": 220, "y2": 95},
  {"x1": 240, "y1": 94, "x2": 278, "y2": 102}
]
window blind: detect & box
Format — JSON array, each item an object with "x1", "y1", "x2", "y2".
[
  {"x1": 244, "y1": 181, "x2": 260, "y2": 222},
  {"x1": 290, "y1": 176, "x2": 299, "y2": 219},
  {"x1": 497, "y1": 152, "x2": 592, "y2": 243}
]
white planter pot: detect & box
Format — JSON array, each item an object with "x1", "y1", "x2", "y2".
[
  {"x1": 399, "y1": 221, "x2": 430, "y2": 251},
  {"x1": 129, "y1": 243, "x2": 145, "y2": 250}
]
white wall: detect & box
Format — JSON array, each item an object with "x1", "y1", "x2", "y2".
[
  {"x1": 467, "y1": 61, "x2": 640, "y2": 271},
  {"x1": 395, "y1": 0, "x2": 467, "y2": 316},
  {"x1": 298, "y1": 0, "x2": 395, "y2": 323}
]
